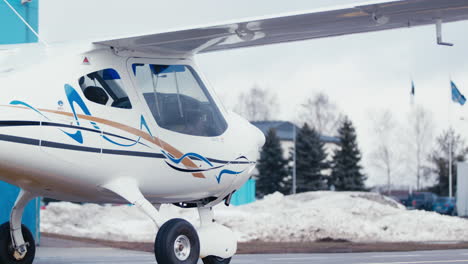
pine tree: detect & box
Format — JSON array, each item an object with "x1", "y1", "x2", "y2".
[
  {"x1": 330, "y1": 117, "x2": 367, "y2": 191},
  {"x1": 295, "y1": 123, "x2": 328, "y2": 192},
  {"x1": 256, "y1": 128, "x2": 289, "y2": 197}
]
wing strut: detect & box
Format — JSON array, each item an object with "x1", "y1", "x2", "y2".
[{"x1": 436, "y1": 19, "x2": 454, "y2": 47}]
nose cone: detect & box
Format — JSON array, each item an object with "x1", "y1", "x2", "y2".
[
  {"x1": 252, "y1": 124, "x2": 266, "y2": 150},
  {"x1": 226, "y1": 111, "x2": 265, "y2": 160},
  {"x1": 241, "y1": 123, "x2": 265, "y2": 163}
]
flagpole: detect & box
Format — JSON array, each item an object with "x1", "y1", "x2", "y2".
[
  {"x1": 449, "y1": 129, "x2": 453, "y2": 198},
  {"x1": 410, "y1": 79, "x2": 418, "y2": 189},
  {"x1": 449, "y1": 78, "x2": 453, "y2": 198},
  {"x1": 292, "y1": 123, "x2": 297, "y2": 195},
  {"x1": 449, "y1": 80, "x2": 467, "y2": 198}
]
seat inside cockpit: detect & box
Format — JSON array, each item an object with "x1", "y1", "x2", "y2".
[{"x1": 78, "y1": 69, "x2": 132, "y2": 109}]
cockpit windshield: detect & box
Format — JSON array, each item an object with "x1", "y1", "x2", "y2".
[{"x1": 133, "y1": 64, "x2": 227, "y2": 137}]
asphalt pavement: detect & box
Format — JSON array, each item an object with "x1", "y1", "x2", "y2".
[
  {"x1": 35, "y1": 247, "x2": 468, "y2": 264},
  {"x1": 35, "y1": 236, "x2": 468, "y2": 264}
]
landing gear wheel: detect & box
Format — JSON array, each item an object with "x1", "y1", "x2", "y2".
[
  {"x1": 0, "y1": 222, "x2": 35, "y2": 264},
  {"x1": 202, "y1": 256, "x2": 232, "y2": 264},
  {"x1": 155, "y1": 218, "x2": 200, "y2": 264}
]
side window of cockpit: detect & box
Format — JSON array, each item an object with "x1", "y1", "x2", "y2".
[
  {"x1": 78, "y1": 68, "x2": 132, "y2": 109},
  {"x1": 133, "y1": 64, "x2": 227, "y2": 137}
]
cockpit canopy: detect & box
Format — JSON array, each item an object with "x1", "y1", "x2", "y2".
[{"x1": 133, "y1": 64, "x2": 227, "y2": 137}]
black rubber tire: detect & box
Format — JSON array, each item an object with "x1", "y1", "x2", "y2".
[
  {"x1": 202, "y1": 256, "x2": 232, "y2": 264},
  {"x1": 155, "y1": 218, "x2": 200, "y2": 264},
  {"x1": 0, "y1": 222, "x2": 36, "y2": 264}
]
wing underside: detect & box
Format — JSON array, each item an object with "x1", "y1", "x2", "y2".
[{"x1": 95, "y1": 0, "x2": 468, "y2": 56}]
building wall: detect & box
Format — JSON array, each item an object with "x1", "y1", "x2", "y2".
[
  {"x1": 0, "y1": 1, "x2": 38, "y2": 44},
  {"x1": 457, "y1": 162, "x2": 468, "y2": 217},
  {"x1": 0, "y1": 0, "x2": 41, "y2": 244},
  {"x1": 0, "y1": 182, "x2": 41, "y2": 244},
  {"x1": 231, "y1": 179, "x2": 256, "y2": 206}
]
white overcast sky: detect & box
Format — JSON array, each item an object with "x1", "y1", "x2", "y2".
[{"x1": 40, "y1": 0, "x2": 468, "y2": 187}]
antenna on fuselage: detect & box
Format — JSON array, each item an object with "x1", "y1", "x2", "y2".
[{"x1": 2, "y1": 0, "x2": 49, "y2": 46}]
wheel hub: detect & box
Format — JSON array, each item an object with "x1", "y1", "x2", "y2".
[
  {"x1": 13, "y1": 250, "x2": 25, "y2": 261},
  {"x1": 174, "y1": 235, "x2": 191, "y2": 261},
  {"x1": 8, "y1": 242, "x2": 27, "y2": 261}
]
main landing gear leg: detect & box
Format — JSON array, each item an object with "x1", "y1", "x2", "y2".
[
  {"x1": 102, "y1": 178, "x2": 164, "y2": 227},
  {"x1": 0, "y1": 189, "x2": 36, "y2": 264},
  {"x1": 198, "y1": 207, "x2": 236, "y2": 264},
  {"x1": 102, "y1": 178, "x2": 200, "y2": 264}
]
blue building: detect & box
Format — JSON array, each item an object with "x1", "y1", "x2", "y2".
[
  {"x1": 251, "y1": 121, "x2": 340, "y2": 144},
  {"x1": 0, "y1": 182, "x2": 41, "y2": 243},
  {"x1": 0, "y1": 0, "x2": 41, "y2": 243},
  {"x1": 0, "y1": 0, "x2": 38, "y2": 44},
  {"x1": 231, "y1": 179, "x2": 256, "y2": 206}
]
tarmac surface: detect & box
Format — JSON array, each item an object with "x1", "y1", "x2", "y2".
[
  {"x1": 36, "y1": 236, "x2": 468, "y2": 264},
  {"x1": 35, "y1": 247, "x2": 468, "y2": 264}
]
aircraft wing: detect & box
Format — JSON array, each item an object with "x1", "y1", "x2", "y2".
[{"x1": 95, "y1": 0, "x2": 468, "y2": 56}]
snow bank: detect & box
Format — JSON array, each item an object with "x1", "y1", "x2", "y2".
[{"x1": 41, "y1": 191, "x2": 468, "y2": 243}]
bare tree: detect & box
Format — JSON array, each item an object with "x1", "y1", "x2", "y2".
[
  {"x1": 234, "y1": 85, "x2": 279, "y2": 121},
  {"x1": 427, "y1": 128, "x2": 468, "y2": 196},
  {"x1": 299, "y1": 92, "x2": 342, "y2": 136},
  {"x1": 369, "y1": 109, "x2": 402, "y2": 194},
  {"x1": 405, "y1": 105, "x2": 434, "y2": 190}
]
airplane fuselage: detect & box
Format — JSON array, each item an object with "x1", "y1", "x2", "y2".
[{"x1": 0, "y1": 44, "x2": 264, "y2": 205}]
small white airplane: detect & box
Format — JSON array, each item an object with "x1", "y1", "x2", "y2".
[{"x1": 0, "y1": 0, "x2": 468, "y2": 263}]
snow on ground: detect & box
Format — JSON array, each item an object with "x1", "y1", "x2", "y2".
[{"x1": 41, "y1": 191, "x2": 468, "y2": 243}]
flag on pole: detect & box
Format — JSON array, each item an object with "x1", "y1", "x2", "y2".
[{"x1": 451, "y1": 81, "x2": 466, "y2": 106}]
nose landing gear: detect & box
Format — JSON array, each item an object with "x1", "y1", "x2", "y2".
[
  {"x1": 102, "y1": 178, "x2": 237, "y2": 264},
  {"x1": 202, "y1": 256, "x2": 232, "y2": 264},
  {"x1": 197, "y1": 207, "x2": 236, "y2": 264},
  {"x1": 155, "y1": 218, "x2": 200, "y2": 264}
]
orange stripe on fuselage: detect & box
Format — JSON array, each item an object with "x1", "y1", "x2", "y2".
[{"x1": 4, "y1": 106, "x2": 205, "y2": 178}]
